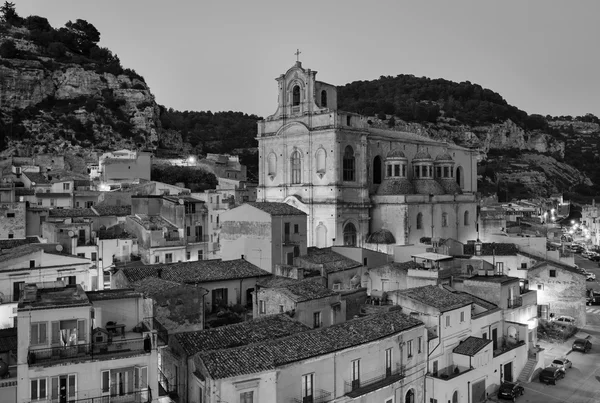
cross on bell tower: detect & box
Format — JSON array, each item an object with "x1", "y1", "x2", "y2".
[{"x1": 295, "y1": 49, "x2": 301, "y2": 62}]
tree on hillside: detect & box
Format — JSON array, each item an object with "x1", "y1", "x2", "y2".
[
  {"x1": 0, "y1": 1, "x2": 22, "y2": 25},
  {"x1": 151, "y1": 166, "x2": 218, "y2": 191},
  {"x1": 0, "y1": 39, "x2": 18, "y2": 58},
  {"x1": 64, "y1": 19, "x2": 100, "y2": 54}
]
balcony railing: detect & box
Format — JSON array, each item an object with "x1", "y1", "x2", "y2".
[
  {"x1": 508, "y1": 297, "x2": 523, "y2": 308},
  {"x1": 187, "y1": 235, "x2": 209, "y2": 243},
  {"x1": 143, "y1": 317, "x2": 168, "y2": 345},
  {"x1": 28, "y1": 337, "x2": 152, "y2": 366},
  {"x1": 344, "y1": 365, "x2": 405, "y2": 398},
  {"x1": 28, "y1": 389, "x2": 152, "y2": 403},
  {"x1": 290, "y1": 389, "x2": 332, "y2": 403},
  {"x1": 493, "y1": 340, "x2": 526, "y2": 358}
]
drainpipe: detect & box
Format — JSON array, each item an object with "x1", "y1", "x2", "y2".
[{"x1": 468, "y1": 381, "x2": 471, "y2": 403}]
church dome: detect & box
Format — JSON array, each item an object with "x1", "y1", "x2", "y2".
[
  {"x1": 435, "y1": 152, "x2": 454, "y2": 162},
  {"x1": 376, "y1": 178, "x2": 415, "y2": 195},
  {"x1": 412, "y1": 150, "x2": 433, "y2": 162},
  {"x1": 386, "y1": 149, "x2": 407, "y2": 160},
  {"x1": 437, "y1": 179, "x2": 463, "y2": 195},
  {"x1": 413, "y1": 179, "x2": 445, "y2": 195},
  {"x1": 366, "y1": 229, "x2": 396, "y2": 244}
]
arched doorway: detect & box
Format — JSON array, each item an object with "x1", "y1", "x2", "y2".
[
  {"x1": 343, "y1": 223, "x2": 357, "y2": 246},
  {"x1": 405, "y1": 388, "x2": 415, "y2": 403},
  {"x1": 452, "y1": 390, "x2": 458, "y2": 403},
  {"x1": 373, "y1": 156, "x2": 382, "y2": 184}
]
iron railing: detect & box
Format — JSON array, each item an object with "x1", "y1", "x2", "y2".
[
  {"x1": 290, "y1": 389, "x2": 332, "y2": 403},
  {"x1": 344, "y1": 365, "x2": 405, "y2": 396},
  {"x1": 28, "y1": 389, "x2": 152, "y2": 403},
  {"x1": 143, "y1": 317, "x2": 168, "y2": 344},
  {"x1": 28, "y1": 337, "x2": 152, "y2": 366},
  {"x1": 508, "y1": 297, "x2": 523, "y2": 308}
]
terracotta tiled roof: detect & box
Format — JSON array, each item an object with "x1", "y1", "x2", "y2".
[
  {"x1": 118, "y1": 259, "x2": 271, "y2": 284},
  {"x1": 466, "y1": 275, "x2": 519, "y2": 284},
  {"x1": 15, "y1": 188, "x2": 34, "y2": 196},
  {"x1": 131, "y1": 277, "x2": 199, "y2": 299},
  {"x1": 464, "y1": 243, "x2": 518, "y2": 256},
  {"x1": 376, "y1": 178, "x2": 415, "y2": 195},
  {"x1": 24, "y1": 172, "x2": 50, "y2": 184},
  {"x1": 300, "y1": 247, "x2": 362, "y2": 273},
  {"x1": 395, "y1": 285, "x2": 473, "y2": 312},
  {"x1": 453, "y1": 336, "x2": 492, "y2": 356},
  {"x1": 174, "y1": 314, "x2": 310, "y2": 356},
  {"x1": 199, "y1": 310, "x2": 423, "y2": 379},
  {"x1": 452, "y1": 292, "x2": 498, "y2": 312},
  {"x1": 517, "y1": 250, "x2": 583, "y2": 275},
  {"x1": 257, "y1": 275, "x2": 299, "y2": 288},
  {"x1": 0, "y1": 244, "x2": 44, "y2": 264},
  {"x1": 35, "y1": 192, "x2": 71, "y2": 198},
  {"x1": 0, "y1": 237, "x2": 39, "y2": 250},
  {"x1": 246, "y1": 202, "x2": 306, "y2": 216},
  {"x1": 92, "y1": 205, "x2": 131, "y2": 216},
  {"x1": 48, "y1": 208, "x2": 96, "y2": 217},
  {"x1": 86, "y1": 289, "x2": 142, "y2": 302},
  {"x1": 413, "y1": 179, "x2": 445, "y2": 195},
  {"x1": 369, "y1": 261, "x2": 420, "y2": 274},
  {"x1": 273, "y1": 277, "x2": 337, "y2": 302},
  {"x1": 0, "y1": 327, "x2": 17, "y2": 352}
]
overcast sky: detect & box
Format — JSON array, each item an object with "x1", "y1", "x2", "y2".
[{"x1": 16, "y1": 0, "x2": 600, "y2": 119}]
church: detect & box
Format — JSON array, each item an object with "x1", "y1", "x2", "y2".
[{"x1": 256, "y1": 61, "x2": 479, "y2": 248}]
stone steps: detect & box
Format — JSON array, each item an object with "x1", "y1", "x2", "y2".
[{"x1": 517, "y1": 357, "x2": 537, "y2": 383}]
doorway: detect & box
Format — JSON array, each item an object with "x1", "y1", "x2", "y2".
[
  {"x1": 492, "y1": 328, "x2": 498, "y2": 350},
  {"x1": 504, "y1": 362, "x2": 513, "y2": 382}
]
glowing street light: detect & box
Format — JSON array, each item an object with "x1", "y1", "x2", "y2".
[{"x1": 187, "y1": 156, "x2": 196, "y2": 166}]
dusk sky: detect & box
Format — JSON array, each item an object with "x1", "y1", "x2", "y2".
[{"x1": 17, "y1": 0, "x2": 600, "y2": 119}]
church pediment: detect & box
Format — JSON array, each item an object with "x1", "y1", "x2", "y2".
[{"x1": 276, "y1": 122, "x2": 309, "y2": 137}]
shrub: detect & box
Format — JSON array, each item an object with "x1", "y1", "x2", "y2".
[
  {"x1": 47, "y1": 42, "x2": 67, "y2": 58},
  {"x1": 0, "y1": 39, "x2": 19, "y2": 58},
  {"x1": 132, "y1": 83, "x2": 145, "y2": 90}
]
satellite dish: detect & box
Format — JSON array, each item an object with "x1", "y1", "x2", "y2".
[
  {"x1": 56, "y1": 244, "x2": 63, "y2": 252},
  {"x1": 68, "y1": 230, "x2": 75, "y2": 237},
  {"x1": 31, "y1": 182, "x2": 36, "y2": 186}
]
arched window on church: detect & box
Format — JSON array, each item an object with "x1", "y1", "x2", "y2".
[
  {"x1": 291, "y1": 151, "x2": 301, "y2": 184},
  {"x1": 442, "y1": 212, "x2": 448, "y2": 227},
  {"x1": 416, "y1": 213, "x2": 423, "y2": 230},
  {"x1": 267, "y1": 153, "x2": 277, "y2": 177},
  {"x1": 343, "y1": 146, "x2": 355, "y2": 182},
  {"x1": 321, "y1": 90, "x2": 327, "y2": 107},
  {"x1": 373, "y1": 156, "x2": 382, "y2": 184},
  {"x1": 292, "y1": 85, "x2": 301, "y2": 106},
  {"x1": 343, "y1": 223, "x2": 357, "y2": 246},
  {"x1": 464, "y1": 211, "x2": 470, "y2": 226},
  {"x1": 316, "y1": 148, "x2": 327, "y2": 175}
]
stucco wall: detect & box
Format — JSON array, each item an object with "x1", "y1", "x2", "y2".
[{"x1": 0, "y1": 201, "x2": 26, "y2": 239}]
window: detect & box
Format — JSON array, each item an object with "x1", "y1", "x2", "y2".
[
  {"x1": 302, "y1": 373, "x2": 314, "y2": 402},
  {"x1": 77, "y1": 253, "x2": 85, "y2": 258},
  {"x1": 460, "y1": 311, "x2": 465, "y2": 323},
  {"x1": 321, "y1": 90, "x2": 327, "y2": 107},
  {"x1": 482, "y1": 332, "x2": 487, "y2": 340},
  {"x1": 30, "y1": 259, "x2": 35, "y2": 268},
  {"x1": 407, "y1": 339, "x2": 413, "y2": 358},
  {"x1": 91, "y1": 252, "x2": 97, "y2": 261},
  {"x1": 154, "y1": 256, "x2": 160, "y2": 263},
  {"x1": 294, "y1": 224, "x2": 299, "y2": 234},
  {"x1": 406, "y1": 388, "x2": 415, "y2": 403},
  {"x1": 279, "y1": 305, "x2": 284, "y2": 313},
  {"x1": 385, "y1": 348, "x2": 392, "y2": 376},
  {"x1": 373, "y1": 156, "x2": 382, "y2": 184},
  {"x1": 347, "y1": 116, "x2": 351, "y2": 126},
  {"x1": 292, "y1": 85, "x2": 300, "y2": 106},
  {"x1": 464, "y1": 211, "x2": 469, "y2": 226},
  {"x1": 165, "y1": 253, "x2": 173, "y2": 263},
  {"x1": 316, "y1": 148, "x2": 327, "y2": 175},
  {"x1": 432, "y1": 361, "x2": 438, "y2": 377},
  {"x1": 537, "y1": 284, "x2": 543, "y2": 291},
  {"x1": 186, "y1": 252, "x2": 191, "y2": 260},
  {"x1": 417, "y1": 336, "x2": 422, "y2": 353},
  {"x1": 259, "y1": 300, "x2": 265, "y2": 314},
  {"x1": 287, "y1": 252, "x2": 294, "y2": 265},
  {"x1": 313, "y1": 312, "x2": 321, "y2": 328},
  {"x1": 445, "y1": 315, "x2": 450, "y2": 327},
  {"x1": 31, "y1": 378, "x2": 47, "y2": 400},
  {"x1": 521, "y1": 263, "x2": 527, "y2": 269},
  {"x1": 343, "y1": 223, "x2": 357, "y2": 246},
  {"x1": 101, "y1": 368, "x2": 134, "y2": 397},
  {"x1": 50, "y1": 374, "x2": 76, "y2": 401},
  {"x1": 50, "y1": 199, "x2": 55, "y2": 207},
  {"x1": 63, "y1": 183, "x2": 70, "y2": 190},
  {"x1": 267, "y1": 153, "x2": 277, "y2": 176},
  {"x1": 351, "y1": 359, "x2": 360, "y2": 390},
  {"x1": 550, "y1": 269, "x2": 556, "y2": 277},
  {"x1": 8, "y1": 232, "x2": 13, "y2": 239},
  {"x1": 198, "y1": 250, "x2": 203, "y2": 261},
  {"x1": 291, "y1": 151, "x2": 302, "y2": 184},
  {"x1": 537, "y1": 304, "x2": 548, "y2": 320},
  {"x1": 452, "y1": 390, "x2": 458, "y2": 403},
  {"x1": 416, "y1": 213, "x2": 423, "y2": 230},
  {"x1": 343, "y1": 146, "x2": 355, "y2": 182},
  {"x1": 31, "y1": 322, "x2": 47, "y2": 345},
  {"x1": 187, "y1": 226, "x2": 191, "y2": 237},
  {"x1": 50, "y1": 319, "x2": 86, "y2": 345},
  {"x1": 240, "y1": 391, "x2": 254, "y2": 403},
  {"x1": 496, "y1": 262, "x2": 504, "y2": 274},
  {"x1": 441, "y1": 212, "x2": 448, "y2": 227},
  {"x1": 6, "y1": 212, "x2": 14, "y2": 218}
]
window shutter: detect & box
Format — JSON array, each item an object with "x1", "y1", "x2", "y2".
[
  {"x1": 51, "y1": 321, "x2": 60, "y2": 345},
  {"x1": 141, "y1": 367, "x2": 148, "y2": 389},
  {"x1": 134, "y1": 367, "x2": 139, "y2": 390},
  {"x1": 39, "y1": 322, "x2": 47, "y2": 344},
  {"x1": 101, "y1": 371, "x2": 110, "y2": 393},
  {"x1": 77, "y1": 319, "x2": 86, "y2": 342},
  {"x1": 68, "y1": 375, "x2": 76, "y2": 398},
  {"x1": 31, "y1": 323, "x2": 39, "y2": 345},
  {"x1": 31, "y1": 379, "x2": 38, "y2": 400},
  {"x1": 51, "y1": 377, "x2": 59, "y2": 400}
]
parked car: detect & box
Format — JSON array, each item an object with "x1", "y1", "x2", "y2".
[
  {"x1": 586, "y1": 295, "x2": 600, "y2": 305},
  {"x1": 586, "y1": 272, "x2": 596, "y2": 281},
  {"x1": 497, "y1": 381, "x2": 525, "y2": 400},
  {"x1": 551, "y1": 357, "x2": 572, "y2": 371},
  {"x1": 572, "y1": 338, "x2": 592, "y2": 353},
  {"x1": 589, "y1": 253, "x2": 600, "y2": 262},
  {"x1": 539, "y1": 366, "x2": 565, "y2": 385},
  {"x1": 582, "y1": 251, "x2": 592, "y2": 258},
  {"x1": 555, "y1": 316, "x2": 576, "y2": 326}
]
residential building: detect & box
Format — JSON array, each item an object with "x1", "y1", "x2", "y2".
[
  {"x1": 193, "y1": 310, "x2": 427, "y2": 403},
  {"x1": 362, "y1": 261, "x2": 421, "y2": 298},
  {"x1": 0, "y1": 327, "x2": 17, "y2": 403},
  {"x1": 16, "y1": 284, "x2": 159, "y2": 403},
  {"x1": 99, "y1": 149, "x2": 152, "y2": 184},
  {"x1": 220, "y1": 202, "x2": 308, "y2": 272},
  {"x1": 254, "y1": 276, "x2": 345, "y2": 328},
  {"x1": 112, "y1": 259, "x2": 271, "y2": 312},
  {"x1": 0, "y1": 199, "x2": 26, "y2": 240},
  {"x1": 257, "y1": 61, "x2": 478, "y2": 248},
  {"x1": 295, "y1": 247, "x2": 364, "y2": 290}
]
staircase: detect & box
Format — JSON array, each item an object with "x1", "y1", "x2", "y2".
[{"x1": 517, "y1": 357, "x2": 537, "y2": 383}]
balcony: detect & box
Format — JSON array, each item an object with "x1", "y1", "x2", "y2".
[
  {"x1": 187, "y1": 235, "x2": 209, "y2": 244},
  {"x1": 290, "y1": 389, "x2": 332, "y2": 403},
  {"x1": 28, "y1": 389, "x2": 150, "y2": 403},
  {"x1": 344, "y1": 365, "x2": 405, "y2": 398},
  {"x1": 493, "y1": 340, "x2": 526, "y2": 358},
  {"x1": 508, "y1": 297, "x2": 523, "y2": 308},
  {"x1": 28, "y1": 335, "x2": 153, "y2": 366},
  {"x1": 430, "y1": 365, "x2": 473, "y2": 381}
]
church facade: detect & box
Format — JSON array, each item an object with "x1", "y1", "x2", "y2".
[{"x1": 256, "y1": 61, "x2": 479, "y2": 248}]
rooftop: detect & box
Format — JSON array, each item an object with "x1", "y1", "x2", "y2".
[
  {"x1": 269, "y1": 277, "x2": 338, "y2": 302},
  {"x1": 463, "y1": 243, "x2": 519, "y2": 256},
  {"x1": 48, "y1": 208, "x2": 96, "y2": 218},
  {"x1": 466, "y1": 275, "x2": 520, "y2": 284},
  {"x1": 518, "y1": 250, "x2": 583, "y2": 275},
  {"x1": 129, "y1": 214, "x2": 177, "y2": 231},
  {"x1": 0, "y1": 244, "x2": 43, "y2": 265},
  {"x1": 411, "y1": 252, "x2": 453, "y2": 261},
  {"x1": 18, "y1": 284, "x2": 90, "y2": 311},
  {"x1": 0, "y1": 237, "x2": 39, "y2": 250},
  {"x1": 394, "y1": 285, "x2": 473, "y2": 312},
  {"x1": 23, "y1": 172, "x2": 50, "y2": 184},
  {"x1": 131, "y1": 277, "x2": 201, "y2": 300},
  {"x1": 86, "y1": 288, "x2": 142, "y2": 302},
  {"x1": 300, "y1": 247, "x2": 362, "y2": 273},
  {"x1": 173, "y1": 314, "x2": 310, "y2": 356},
  {"x1": 369, "y1": 261, "x2": 421, "y2": 274},
  {"x1": 35, "y1": 192, "x2": 71, "y2": 198},
  {"x1": 453, "y1": 336, "x2": 492, "y2": 356},
  {"x1": 92, "y1": 205, "x2": 132, "y2": 216},
  {"x1": 118, "y1": 259, "x2": 271, "y2": 284},
  {"x1": 15, "y1": 188, "x2": 34, "y2": 196},
  {"x1": 246, "y1": 202, "x2": 306, "y2": 216},
  {"x1": 199, "y1": 310, "x2": 423, "y2": 379}
]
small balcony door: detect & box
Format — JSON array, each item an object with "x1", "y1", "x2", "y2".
[{"x1": 302, "y1": 373, "x2": 313, "y2": 403}]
